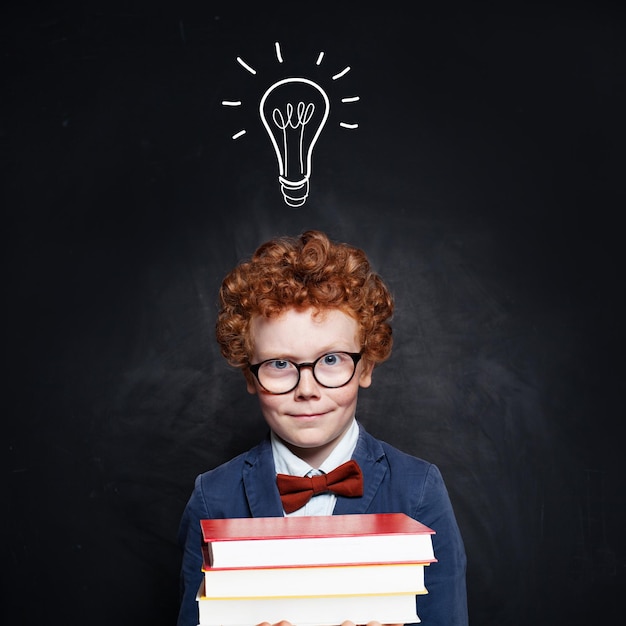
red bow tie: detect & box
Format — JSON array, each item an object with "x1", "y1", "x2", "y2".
[{"x1": 276, "y1": 459, "x2": 364, "y2": 514}]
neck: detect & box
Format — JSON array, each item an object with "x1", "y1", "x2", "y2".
[{"x1": 282, "y1": 440, "x2": 337, "y2": 470}]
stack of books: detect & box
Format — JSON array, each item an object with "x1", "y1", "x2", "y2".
[{"x1": 196, "y1": 512, "x2": 437, "y2": 625}]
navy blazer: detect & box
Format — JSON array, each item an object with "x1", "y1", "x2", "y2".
[{"x1": 177, "y1": 423, "x2": 468, "y2": 626}]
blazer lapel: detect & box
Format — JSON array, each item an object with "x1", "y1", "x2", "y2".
[
  {"x1": 333, "y1": 424, "x2": 387, "y2": 515},
  {"x1": 242, "y1": 435, "x2": 285, "y2": 518}
]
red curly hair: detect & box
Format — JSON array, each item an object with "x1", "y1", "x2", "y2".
[{"x1": 216, "y1": 230, "x2": 394, "y2": 370}]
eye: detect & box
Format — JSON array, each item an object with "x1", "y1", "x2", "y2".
[
  {"x1": 322, "y1": 353, "x2": 340, "y2": 366},
  {"x1": 267, "y1": 359, "x2": 291, "y2": 370}
]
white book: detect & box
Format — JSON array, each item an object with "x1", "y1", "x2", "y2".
[
  {"x1": 203, "y1": 562, "x2": 428, "y2": 598},
  {"x1": 196, "y1": 579, "x2": 421, "y2": 626}
]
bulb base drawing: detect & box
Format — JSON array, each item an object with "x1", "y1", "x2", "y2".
[{"x1": 278, "y1": 175, "x2": 309, "y2": 208}]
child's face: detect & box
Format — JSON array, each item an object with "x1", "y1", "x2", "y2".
[{"x1": 247, "y1": 307, "x2": 373, "y2": 467}]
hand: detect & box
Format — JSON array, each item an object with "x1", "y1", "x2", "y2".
[
  {"x1": 341, "y1": 622, "x2": 403, "y2": 626},
  {"x1": 256, "y1": 622, "x2": 402, "y2": 626}
]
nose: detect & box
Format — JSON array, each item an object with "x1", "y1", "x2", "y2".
[{"x1": 294, "y1": 365, "x2": 321, "y2": 398}]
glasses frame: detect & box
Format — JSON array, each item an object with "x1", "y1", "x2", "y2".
[{"x1": 248, "y1": 351, "x2": 363, "y2": 395}]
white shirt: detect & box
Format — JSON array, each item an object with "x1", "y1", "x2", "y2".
[{"x1": 271, "y1": 419, "x2": 360, "y2": 516}]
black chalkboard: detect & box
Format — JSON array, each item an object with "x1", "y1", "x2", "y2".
[{"x1": 6, "y1": 3, "x2": 625, "y2": 625}]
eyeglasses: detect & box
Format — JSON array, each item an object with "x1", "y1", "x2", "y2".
[{"x1": 248, "y1": 351, "x2": 363, "y2": 395}]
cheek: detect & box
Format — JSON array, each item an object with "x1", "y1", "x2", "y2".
[
  {"x1": 255, "y1": 393, "x2": 282, "y2": 415},
  {"x1": 332, "y1": 384, "x2": 361, "y2": 407}
]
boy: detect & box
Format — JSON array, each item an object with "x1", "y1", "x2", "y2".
[{"x1": 177, "y1": 230, "x2": 468, "y2": 626}]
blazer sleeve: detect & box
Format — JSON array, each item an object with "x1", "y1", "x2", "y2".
[
  {"x1": 413, "y1": 463, "x2": 468, "y2": 626},
  {"x1": 176, "y1": 475, "x2": 208, "y2": 626}
]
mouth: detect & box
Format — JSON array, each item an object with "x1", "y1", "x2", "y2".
[{"x1": 290, "y1": 411, "x2": 328, "y2": 419}]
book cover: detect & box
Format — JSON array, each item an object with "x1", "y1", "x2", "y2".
[{"x1": 200, "y1": 512, "x2": 436, "y2": 569}]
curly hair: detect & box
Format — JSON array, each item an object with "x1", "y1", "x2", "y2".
[{"x1": 216, "y1": 230, "x2": 394, "y2": 370}]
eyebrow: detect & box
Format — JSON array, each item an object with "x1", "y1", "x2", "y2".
[{"x1": 255, "y1": 348, "x2": 357, "y2": 362}]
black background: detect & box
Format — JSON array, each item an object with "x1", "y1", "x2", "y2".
[{"x1": 5, "y1": 2, "x2": 626, "y2": 625}]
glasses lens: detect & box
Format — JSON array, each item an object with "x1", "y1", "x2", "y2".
[
  {"x1": 313, "y1": 352, "x2": 357, "y2": 388},
  {"x1": 257, "y1": 360, "x2": 299, "y2": 394}
]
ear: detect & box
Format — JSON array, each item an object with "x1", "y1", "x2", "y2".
[
  {"x1": 244, "y1": 370, "x2": 258, "y2": 395},
  {"x1": 358, "y1": 359, "x2": 375, "y2": 389}
]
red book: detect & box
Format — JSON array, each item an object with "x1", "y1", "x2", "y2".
[{"x1": 200, "y1": 512, "x2": 436, "y2": 569}]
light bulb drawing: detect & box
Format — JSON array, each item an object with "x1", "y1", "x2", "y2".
[
  {"x1": 221, "y1": 42, "x2": 359, "y2": 208},
  {"x1": 259, "y1": 78, "x2": 329, "y2": 207}
]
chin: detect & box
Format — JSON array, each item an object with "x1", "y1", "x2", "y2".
[{"x1": 286, "y1": 434, "x2": 332, "y2": 450}]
